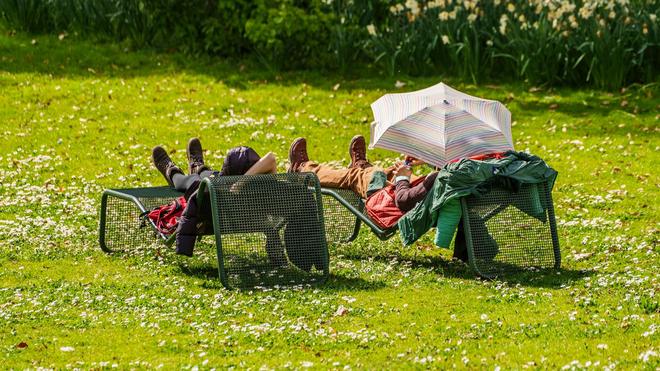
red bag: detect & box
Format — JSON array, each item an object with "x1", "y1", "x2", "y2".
[
  {"x1": 144, "y1": 196, "x2": 187, "y2": 236},
  {"x1": 365, "y1": 177, "x2": 425, "y2": 229}
]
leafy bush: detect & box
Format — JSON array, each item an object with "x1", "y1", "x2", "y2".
[
  {"x1": 201, "y1": 1, "x2": 255, "y2": 56},
  {"x1": 244, "y1": 0, "x2": 334, "y2": 69},
  {"x1": 103, "y1": 0, "x2": 219, "y2": 52},
  {"x1": 0, "y1": 0, "x2": 658, "y2": 88}
]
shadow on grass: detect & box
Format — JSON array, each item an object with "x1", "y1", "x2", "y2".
[
  {"x1": 324, "y1": 274, "x2": 387, "y2": 292},
  {"x1": 0, "y1": 31, "x2": 354, "y2": 90},
  {"x1": 176, "y1": 262, "x2": 219, "y2": 280},
  {"x1": 338, "y1": 251, "x2": 474, "y2": 279},
  {"x1": 513, "y1": 98, "x2": 659, "y2": 136},
  {"x1": 174, "y1": 248, "x2": 592, "y2": 290},
  {"x1": 338, "y1": 251, "x2": 594, "y2": 289},
  {"x1": 496, "y1": 267, "x2": 595, "y2": 288},
  {"x1": 177, "y1": 261, "x2": 387, "y2": 292}
]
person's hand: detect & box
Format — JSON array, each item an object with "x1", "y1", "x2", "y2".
[
  {"x1": 404, "y1": 155, "x2": 425, "y2": 166},
  {"x1": 393, "y1": 161, "x2": 412, "y2": 178}
]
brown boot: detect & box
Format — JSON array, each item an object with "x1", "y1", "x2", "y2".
[
  {"x1": 288, "y1": 137, "x2": 309, "y2": 173},
  {"x1": 348, "y1": 135, "x2": 371, "y2": 169},
  {"x1": 152, "y1": 146, "x2": 183, "y2": 187},
  {"x1": 187, "y1": 137, "x2": 209, "y2": 175}
]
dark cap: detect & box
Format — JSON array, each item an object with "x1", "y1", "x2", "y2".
[{"x1": 220, "y1": 146, "x2": 261, "y2": 176}]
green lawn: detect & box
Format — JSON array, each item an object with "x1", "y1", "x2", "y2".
[{"x1": 0, "y1": 32, "x2": 658, "y2": 369}]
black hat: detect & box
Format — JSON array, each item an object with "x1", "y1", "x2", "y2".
[{"x1": 219, "y1": 146, "x2": 261, "y2": 176}]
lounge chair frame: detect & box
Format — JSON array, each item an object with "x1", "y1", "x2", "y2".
[
  {"x1": 99, "y1": 175, "x2": 560, "y2": 283},
  {"x1": 322, "y1": 180, "x2": 561, "y2": 278},
  {"x1": 99, "y1": 173, "x2": 329, "y2": 289},
  {"x1": 320, "y1": 188, "x2": 397, "y2": 241}
]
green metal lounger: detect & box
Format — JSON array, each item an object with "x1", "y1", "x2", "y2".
[
  {"x1": 321, "y1": 180, "x2": 561, "y2": 278},
  {"x1": 99, "y1": 173, "x2": 329, "y2": 289},
  {"x1": 320, "y1": 188, "x2": 397, "y2": 241}
]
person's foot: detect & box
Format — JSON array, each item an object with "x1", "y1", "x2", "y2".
[
  {"x1": 348, "y1": 135, "x2": 371, "y2": 169},
  {"x1": 187, "y1": 137, "x2": 209, "y2": 175},
  {"x1": 152, "y1": 146, "x2": 183, "y2": 187},
  {"x1": 288, "y1": 137, "x2": 309, "y2": 172}
]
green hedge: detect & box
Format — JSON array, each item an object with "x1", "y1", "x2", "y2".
[{"x1": 1, "y1": 0, "x2": 658, "y2": 89}]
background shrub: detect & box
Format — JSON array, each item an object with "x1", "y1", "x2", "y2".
[
  {"x1": 201, "y1": 0, "x2": 254, "y2": 57},
  {"x1": 0, "y1": 0, "x2": 53, "y2": 33},
  {"x1": 0, "y1": 0, "x2": 657, "y2": 89},
  {"x1": 244, "y1": 0, "x2": 333, "y2": 69}
]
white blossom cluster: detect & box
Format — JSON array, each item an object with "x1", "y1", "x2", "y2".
[{"x1": 366, "y1": 0, "x2": 655, "y2": 44}]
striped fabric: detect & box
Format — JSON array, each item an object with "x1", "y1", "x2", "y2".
[{"x1": 369, "y1": 82, "x2": 514, "y2": 168}]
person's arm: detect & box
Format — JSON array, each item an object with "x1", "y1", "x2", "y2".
[
  {"x1": 244, "y1": 152, "x2": 277, "y2": 175},
  {"x1": 392, "y1": 162, "x2": 416, "y2": 211},
  {"x1": 394, "y1": 167, "x2": 438, "y2": 212}
]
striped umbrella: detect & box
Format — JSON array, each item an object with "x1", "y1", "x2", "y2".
[{"x1": 369, "y1": 82, "x2": 514, "y2": 168}]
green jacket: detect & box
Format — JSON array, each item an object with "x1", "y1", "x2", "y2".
[{"x1": 398, "y1": 151, "x2": 558, "y2": 246}]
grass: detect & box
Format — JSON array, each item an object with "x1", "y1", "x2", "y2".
[{"x1": 0, "y1": 31, "x2": 658, "y2": 369}]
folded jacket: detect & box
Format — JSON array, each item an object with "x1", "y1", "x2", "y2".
[{"x1": 398, "y1": 151, "x2": 558, "y2": 246}]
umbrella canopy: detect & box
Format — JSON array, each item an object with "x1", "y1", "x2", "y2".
[{"x1": 369, "y1": 82, "x2": 514, "y2": 168}]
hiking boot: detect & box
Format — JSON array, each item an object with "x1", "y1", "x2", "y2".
[
  {"x1": 348, "y1": 135, "x2": 371, "y2": 169},
  {"x1": 187, "y1": 137, "x2": 209, "y2": 175},
  {"x1": 288, "y1": 137, "x2": 309, "y2": 173},
  {"x1": 152, "y1": 146, "x2": 183, "y2": 187}
]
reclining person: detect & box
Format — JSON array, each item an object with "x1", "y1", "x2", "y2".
[
  {"x1": 287, "y1": 135, "x2": 438, "y2": 213},
  {"x1": 287, "y1": 135, "x2": 472, "y2": 261},
  {"x1": 152, "y1": 138, "x2": 278, "y2": 257},
  {"x1": 152, "y1": 138, "x2": 276, "y2": 195}
]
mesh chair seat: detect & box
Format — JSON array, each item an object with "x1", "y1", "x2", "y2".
[
  {"x1": 461, "y1": 181, "x2": 560, "y2": 278},
  {"x1": 99, "y1": 186, "x2": 183, "y2": 251},
  {"x1": 320, "y1": 188, "x2": 398, "y2": 242},
  {"x1": 320, "y1": 188, "x2": 362, "y2": 243},
  {"x1": 99, "y1": 173, "x2": 329, "y2": 289},
  {"x1": 198, "y1": 174, "x2": 329, "y2": 288},
  {"x1": 321, "y1": 180, "x2": 560, "y2": 278}
]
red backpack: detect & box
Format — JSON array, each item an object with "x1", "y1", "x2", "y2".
[
  {"x1": 143, "y1": 196, "x2": 187, "y2": 236},
  {"x1": 365, "y1": 176, "x2": 426, "y2": 229}
]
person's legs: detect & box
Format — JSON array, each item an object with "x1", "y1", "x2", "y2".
[
  {"x1": 453, "y1": 220, "x2": 469, "y2": 262},
  {"x1": 244, "y1": 152, "x2": 277, "y2": 175},
  {"x1": 453, "y1": 217, "x2": 499, "y2": 263},
  {"x1": 289, "y1": 136, "x2": 385, "y2": 198},
  {"x1": 299, "y1": 162, "x2": 379, "y2": 198},
  {"x1": 171, "y1": 173, "x2": 201, "y2": 193}
]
